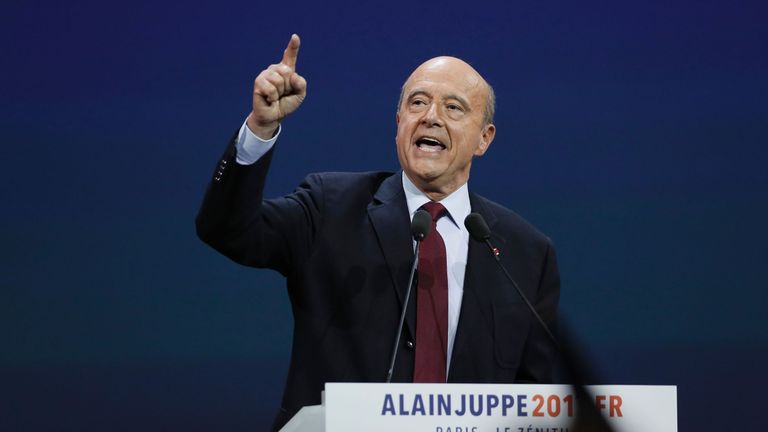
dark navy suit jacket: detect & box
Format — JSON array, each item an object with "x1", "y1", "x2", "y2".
[{"x1": 196, "y1": 137, "x2": 560, "y2": 430}]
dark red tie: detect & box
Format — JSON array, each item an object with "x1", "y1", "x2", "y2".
[{"x1": 413, "y1": 202, "x2": 449, "y2": 383}]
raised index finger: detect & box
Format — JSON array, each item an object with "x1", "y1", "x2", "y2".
[{"x1": 280, "y1": 34, "x2": 300, "y2": 70}]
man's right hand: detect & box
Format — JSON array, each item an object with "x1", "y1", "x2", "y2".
[{"x1": 247, "y1": 34, "x2": 307, "y2": 140}]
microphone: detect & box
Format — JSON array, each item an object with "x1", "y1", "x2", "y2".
[
  {"x1": 464, "y1": 213, "x2": 558, "y2": 347},
  {"x1": 410, "y1": 208, "x2": 431, "y2": 241},
  {"x1": 464, "y1": 212, "x2": 491, "y2": 240},
  {"x1": 465, "y1": 213, "x2": 614, "y2": 432},
  {"x1": 385, "y1": 209, "x2": 431, "y2": 383}
]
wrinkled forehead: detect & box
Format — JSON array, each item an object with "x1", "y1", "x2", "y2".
[{"x1": 403, "y1": 57, "x2": 487, "y2": 101}]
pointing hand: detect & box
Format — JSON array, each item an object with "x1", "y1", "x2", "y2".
[{"x1": 247, "y1": 34, "x2": 307, "y2": 139}]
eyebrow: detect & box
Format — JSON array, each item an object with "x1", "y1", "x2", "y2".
[
  {"x1": 444, "y1": 93, "x2": 471, "y2": 111},
  {"x1": 407, "y1": 89, "x2": 471, "y2": 111},
  {"x1": 407, "y1": 90, "x2": 432, "y2": 101}
]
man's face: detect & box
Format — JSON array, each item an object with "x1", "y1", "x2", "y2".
[{"x1": 396, "y1": 57, "x2": 495, "y2": 198}]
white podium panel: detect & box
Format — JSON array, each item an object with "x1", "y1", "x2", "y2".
[
  {"x1": 323, "y1": 383, "x2": 677, "y2": 432},
  {"x1": 280, "y1": 405, "x2": 325, "y2": 432}
]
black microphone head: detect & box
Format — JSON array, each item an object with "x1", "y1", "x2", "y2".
[
  {"x1": 411, "y1": 209, "x2": 432, "y2": 241},
  {"x1": 464, "y1": 213, "x2": 491, "y2": 241}
]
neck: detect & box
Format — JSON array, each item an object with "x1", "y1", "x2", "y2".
[
  {"x1": 422, "y1": 189, "x2": 451, "y2": 202},
  {"x1": 405, "y1": 173, "x2": 466, "y2": 202}
]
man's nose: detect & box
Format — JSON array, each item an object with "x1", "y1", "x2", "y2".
[{"x1": 421, "y1": 103, "x2": 444, "y2": 127}]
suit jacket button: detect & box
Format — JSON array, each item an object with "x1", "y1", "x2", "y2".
[{"x1": 405, "y1": 340, "x2": 414, "y2": 350}]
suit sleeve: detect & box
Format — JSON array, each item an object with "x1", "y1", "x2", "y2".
[
  {"x1": 195, "y1": 133, "x2": 323, "y2": 276},
  {"x1": 516, "y1": 239, "x2": 561, "y2": 383}
]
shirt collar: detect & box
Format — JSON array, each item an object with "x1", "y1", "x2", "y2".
[{"x1": 401, "y1": 171, "x2": 471, "y2": 229}]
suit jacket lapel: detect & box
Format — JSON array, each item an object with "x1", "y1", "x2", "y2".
[
  {"x1": 367, "y1": 172, "x2": 416, "y2": 339},
  {"x1": 450, "y1": 192, "x2": 502, "y2": 376}
]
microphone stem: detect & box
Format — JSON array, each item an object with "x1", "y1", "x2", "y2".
[
  {"x1": 484, "y1": 239, "x2": 559, "y2": 349},
  {"x1": 385, "y1": 241, "x2": 421, "y2": 383}
]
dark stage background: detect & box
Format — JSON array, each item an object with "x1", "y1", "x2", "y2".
[{"x1": 2, "y1": 0, "x2": 767, "y2": 430}]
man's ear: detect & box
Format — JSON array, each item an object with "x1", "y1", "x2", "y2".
[
  {"x1": 396, "y1": 112, "x2": 400, "y2": 125},
  {"x1": 474, "y1": 123, "x2": 496, "y2": 156}
]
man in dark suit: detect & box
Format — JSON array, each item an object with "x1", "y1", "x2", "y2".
[{"x1": 196, "y1": 34, "x2": 560, "y2": 431}]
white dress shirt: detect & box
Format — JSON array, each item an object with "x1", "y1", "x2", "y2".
[
  {"x1": 235, "y1": 120, "x2": 471, "y2": 376},
  {"x1": 401, "y1": 172, "x2": 470, "y2": 375},
  {"x1": 235, "y1": 120, "x2": 281, "y2": 164}
]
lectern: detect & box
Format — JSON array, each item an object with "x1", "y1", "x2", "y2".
[{"x1": 280, "y1": 383, "x2": 677, "y2": 432}]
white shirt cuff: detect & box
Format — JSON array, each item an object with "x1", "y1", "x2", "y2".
[{"x1": 235, "y1": 120, "x2": 281, "y2": 165}]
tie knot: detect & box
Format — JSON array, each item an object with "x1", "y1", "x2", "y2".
[{"x1": 421, "y1": 202, "x2": 447, "y2": 222}]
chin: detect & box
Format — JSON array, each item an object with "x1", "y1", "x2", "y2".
[
  {"x1": 411, "y1": 160, "x2": 444, "y2": 176},
  {"x1": 411, "y1": 171, "x2": 443, "y2": 187}
]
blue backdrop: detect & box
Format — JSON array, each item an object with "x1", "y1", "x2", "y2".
[{"x1": 3, "y1": 0, "x2": 766, "y2": 430}]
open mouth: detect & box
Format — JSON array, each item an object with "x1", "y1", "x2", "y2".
[{"x1": 415, "y1": 137, "x2": 446, "y2": 153}]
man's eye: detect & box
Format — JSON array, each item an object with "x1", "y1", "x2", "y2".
[
  {"x1": 447, "y1": 104, "x2": 462, "y2": 111},
  {"x1": 411, "y1": 100, "x2": 426, "y2": 106}
]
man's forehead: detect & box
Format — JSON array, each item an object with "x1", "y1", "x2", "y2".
[{"x1": 404, "y1": 57, "x2": 485, "y2": 94}]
